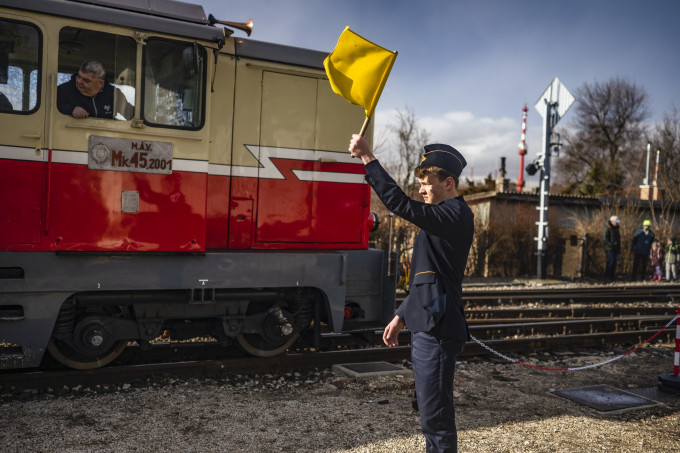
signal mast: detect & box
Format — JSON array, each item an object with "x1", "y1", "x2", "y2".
[{"x1": 517, "y1": 105, "x2": 528, "y2": 192}]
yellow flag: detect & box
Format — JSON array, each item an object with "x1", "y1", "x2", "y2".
[{"x1": 324, "y1": 27, "x2": 397, "y2": 118}]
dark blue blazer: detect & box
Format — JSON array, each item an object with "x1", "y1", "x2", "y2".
[
  {"x1": 364, "y1": 160, "x2": 474, "y2": 340},
  {"x1": 57, "y1": 74, "x2": 116, "y2": 119}
]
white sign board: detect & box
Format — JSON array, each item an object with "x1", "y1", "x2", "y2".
[
  {"x1": 534, "y1": 77, "x2": 574, "y2": 123},
  {"x1": 88, "y1": 135, "x2": 173, "y2": 175}
]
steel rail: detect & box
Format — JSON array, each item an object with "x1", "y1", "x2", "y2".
[
  {"x1": 468, "y1": 316, "x2": 670, "y2": 338},
  {"x1": 1, "y1": 324, "x2": 674, "y2": 393},
  {"x1": 395, "y1": 285, "x2": 680, "y2": 309},
  {"x1": 459, "y1": 329, "x2": 675, "y2": 358},
  {"x1": 0, "y1": 347, "x2": 410, "y2": 393},
  {"x1": 466, "y1": 306, "x2": 677, "y2": 322},
  {"x1": 460, "y1": 284, "x2": 680, "y2": 306}
]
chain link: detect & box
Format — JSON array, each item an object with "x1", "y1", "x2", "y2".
[{"x1": 469, "y1": 315, "x2": 679, "y2": 372}]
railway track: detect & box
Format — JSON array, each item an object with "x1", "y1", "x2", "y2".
[
  {"x1": 2, "y1": 310, "x2": 677, "y2": 394},
  {"x1": 2, "y1": 285, "x2": 678, "y2": 394},
  {"x1": 467, "y1": 306, "x2": 675, "y2": 321},
  {"x1": 460, "y1": 283, "x2": 680, "y2": 306},
  {"x1": 1, "y1": 325, "x2": 675, "y2": 394}
]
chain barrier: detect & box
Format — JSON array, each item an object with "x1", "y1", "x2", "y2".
[{"x1": 469, "y1": 315, "x2": 680, "y2": 372}]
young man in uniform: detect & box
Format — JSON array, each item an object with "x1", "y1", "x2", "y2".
[{"x1": 349, "y1": 134, "x2": 474, "y2": 453}]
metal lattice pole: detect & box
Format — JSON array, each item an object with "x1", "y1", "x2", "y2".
[{"x1": 536, "y1": 102, "x2": 555, "y2": 279}]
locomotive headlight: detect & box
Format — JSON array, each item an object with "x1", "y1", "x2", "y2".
[{"x1": 369, "y1": 212, "x2": 380, "y2": 232}]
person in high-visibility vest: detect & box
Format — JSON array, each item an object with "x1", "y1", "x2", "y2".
[{"x1": 631, "y1": 219, "x2": 655, "y2": 281}]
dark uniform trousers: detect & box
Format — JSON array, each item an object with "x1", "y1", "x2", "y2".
[
  {"x1": 363, "y1": 160, "x2": 474, "y2": 453},
  {"x1": 412, "y1": 331, "x2": 466, "y2": 453}
]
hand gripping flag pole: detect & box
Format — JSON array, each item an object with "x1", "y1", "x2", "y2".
[{"x1": 324, "y1": 27, "x2": 397, "y2": 138}]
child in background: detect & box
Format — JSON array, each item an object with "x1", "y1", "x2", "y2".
[
  {"x1": 665, "y1": 235, "x2": 679, "y2": 281},
  {"x1": 649, "y1": 241, "x2": 663, "y2": 282}
]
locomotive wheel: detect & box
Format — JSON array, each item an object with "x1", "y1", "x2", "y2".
[
  {"x1": 47, "y1": 337, "x2": 128, "y2": 370},
  {"x1": 236, "y1": 305, "x2": 299, "y2": 357},
  {"x1": 236, "y1": 332, "x2": 299, "y2": 357},
  {"x1": 47, "y1": 305, "x2": 130, "y2": 369}
]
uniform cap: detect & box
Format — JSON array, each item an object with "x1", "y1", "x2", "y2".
[
  {"x1": 609, "y1": 215, "x2": 620, "y2": 224},
  {"x1": 420, "y1": 144, "x2": 466, "y2": 177},
  {"x1": 643, "y1": 219, "x2": 652, "y2": 226}
]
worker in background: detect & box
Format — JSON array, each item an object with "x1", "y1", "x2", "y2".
[
  {"x1": 631, "y1": 219, "x2": 655, "y2": 281},
  {"x1": 664, "y1": 235, "x2": 678, "y2": 282},
  {"x1": 602, "y1": 215, "x2": 621, "y2": 281}
]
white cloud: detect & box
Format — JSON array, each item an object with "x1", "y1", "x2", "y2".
[{"x1": 375, "y1": 108, "x2": 537, "y2": 182}]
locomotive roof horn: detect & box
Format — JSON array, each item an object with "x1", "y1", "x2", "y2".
[{"x1": 208, "y1": 15, "x2": 254, "y2": 37}]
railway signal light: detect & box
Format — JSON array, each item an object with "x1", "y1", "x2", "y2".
[{"x1": 525, "y1": 161, "x2": 539, "y2": 176}]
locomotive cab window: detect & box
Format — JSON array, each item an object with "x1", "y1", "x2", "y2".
[
  {"x1": 57, "y1": 27, "x2": 136, "y2": 120},
  {"x1": 143, "y1": 38, "x2": 206, "y2": 130},
  {"x1": 0, "y1": 20, "x2": 41, "y2": 114}
]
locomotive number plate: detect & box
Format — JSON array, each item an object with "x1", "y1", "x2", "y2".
[{"x1": 88, "y1": 135, "x2": 173, "y2": 175}]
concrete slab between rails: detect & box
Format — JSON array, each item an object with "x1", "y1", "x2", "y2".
[
  {"x1": 552, "y1": 384, "x2": 666, "y2": 414},
  {"x1": 332, "y1": 362, "x2": 412, "y2": 381}
]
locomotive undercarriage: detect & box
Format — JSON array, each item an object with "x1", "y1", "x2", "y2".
[
  {"x1": 0, "y1": 249, "x2": 395, "y2": 370},
  {"x1": 46, "y1": 289, "x2": 318, "y2": 369}
]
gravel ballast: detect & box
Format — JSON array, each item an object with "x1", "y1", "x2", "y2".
[{"x1": 2, "y1": 343, "x2": 679, "y2": 452}]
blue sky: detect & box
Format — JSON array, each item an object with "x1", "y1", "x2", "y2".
[{"x1": 188, "y1": 0, "x2": 680, "y2": 184}]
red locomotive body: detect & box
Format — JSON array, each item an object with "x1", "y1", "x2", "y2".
[{"x1": 0, "y1": 0, "x2": 395, "y2": 369}]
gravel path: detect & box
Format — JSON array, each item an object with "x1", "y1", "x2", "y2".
[{"x1": 2, "y1": 343, "x2": 678, "y2": 452}]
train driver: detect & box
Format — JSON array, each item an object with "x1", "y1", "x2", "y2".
[{"x1": 57, "y1": 59, "x2": 132, "y2": 120}]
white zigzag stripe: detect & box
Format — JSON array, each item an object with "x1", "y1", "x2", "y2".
[
  {"x1": 1, "y1": 145, "x2": 366, "y2": 184},
  {"x1": 215, "y1": 145, "x2": 365, "y2": 184}
]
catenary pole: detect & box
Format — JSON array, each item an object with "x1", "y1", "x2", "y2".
[
  {"x1": 536, "y1": 101, "x2": 554, "y2": 279},
  {"x1": 533, "y1": 77, "x2": 574, "y2": 279}
]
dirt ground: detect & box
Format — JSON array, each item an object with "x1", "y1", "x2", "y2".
[{"x1": 1, "y1": 343, "x2": 678, "y2": 452}]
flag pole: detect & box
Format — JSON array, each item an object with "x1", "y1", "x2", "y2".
[
  {"x1": 350, "y1": 117, "x2": 371, "y2": 158},
  {"x1": 359, "y1": 116, "x2": 371, "y2": 137}
]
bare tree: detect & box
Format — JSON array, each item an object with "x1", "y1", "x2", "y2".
[
  {"x1": 381, "y1": 106, "x2": 430, "y2": 192},
  {"x1": 369, "y1": 107, "x2": 430, "y2": 270},
  {"x1": 648, "y1": 105, "x2": 680, "y2": 201},
  {"x1": 557, "y1": 78, "x2": 650, "y2": 196}
]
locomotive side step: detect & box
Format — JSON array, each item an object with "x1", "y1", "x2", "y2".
[{"x1": 0, "y1": 305, "x2": 24, "y2": 322}]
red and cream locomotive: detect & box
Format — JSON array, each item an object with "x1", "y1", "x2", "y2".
[{"x1": 0, "y1": 0, "x2": 396, "y2": 369}]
